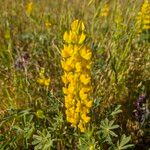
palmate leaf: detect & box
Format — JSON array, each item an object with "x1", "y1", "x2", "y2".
[
  {"x1": 100, "y1": 118, "x2": 119, "y2": 131},
  {"x1": 99, "y1": 118, "x2": 119, "y2": 143},
  {"x1": 110, "y1": 105, "x2": 122, "y2": 117},
  {"x1": 116, "y1": 134, "x2": 134, "y2": 150},
  {"x1": 32, "y1": 129, "x2": 54, "y2": 150}
]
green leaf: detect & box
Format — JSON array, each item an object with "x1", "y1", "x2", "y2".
[
  {"x1": 32, "y1": 129, "x2": 53, "y2": 150},
  {"x1": 111, "y1": 105, "x2": 122, "y2": 117},
  {"x1": 99, "y1": 118, "x2": 119, "y2": 144},
  {"x1": 117, "y1": 134, "x2": 134, "y2": 150}
]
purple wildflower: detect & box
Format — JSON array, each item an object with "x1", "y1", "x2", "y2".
[
  {"x1": 15, "y1": 52, "x2": 30, "y2": 69},
  {"x1": 133, "y1": 95, "x2": 147, "y2": 123}
]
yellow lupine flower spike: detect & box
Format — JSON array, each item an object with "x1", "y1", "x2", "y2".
[
  {"x1": 136, "y1": 0, "x2": 150, "y2": 34},
  {"x1": 61, "y1": 20, "x2": 93, "y2": 132}
]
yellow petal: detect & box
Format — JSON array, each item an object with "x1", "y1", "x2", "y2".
[
  {"x1": 26, "y1": 2, "x2": 33, "y2": 15},
  {"x1": 80, "y1": 74, "x2": 91, "y2": 85},
  {"x1": 63, "y1": 87, "x2": 68, "y2": 94},
  {"x1": 80, "y1": 47, "x2": 92, "y2": 60},
  {"x1": 61, "y1": 46, "x2": 70, "y2": 58},
  {"x1": 71, "y1": 20, "x2": 79, "y2": 32},
  {"x1": 78, "y1": 121, "x2": 85, "y2": 132},
  {"x1": 68, "y1": 84, "x2": 75, "y2": 94},
  {"x1": 37, "y1": 78, "x2": 44, "y2": 85},
  {"x1": 63, "y1": 31, "x2": 71, "y2": 43},
  {"x1": 79, "y1": 33, "x2": 86, "y2": 44},
  {"x1": 81, "y1": 22, "x2": 85, "y2": 31},
  {"x1": 143, "y1": 24, "x2": 150, "y2": 30},
  {"x1": 85, "y1": 100, "x2": 93, "y2": 108},
  {"x1": 67, "y1": 72, "x2": 74, "y2": 82},
  {"x1": 79, "y1": 88, "x2": 88, "y2": 99},
  {"x1": 44, "y1": 79, "x2": 50, "y2": 87},
  {"x1": 75, "y1": 62, "x2": 82, "y2": 72},
  {"x1": 61, "y1": 74, "x2": 68, "y2": 84}
]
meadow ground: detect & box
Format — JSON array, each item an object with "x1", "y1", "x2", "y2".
[{"x1": 0, "y1": 0, "x2": 150, "y2": 149}]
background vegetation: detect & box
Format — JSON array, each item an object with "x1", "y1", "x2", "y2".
[{"x1": 0, "y1": 0, "x2": 149, "y2": 149}]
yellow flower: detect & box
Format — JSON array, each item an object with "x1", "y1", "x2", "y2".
[
  {"x1": 37, "y1": 77, "x2": 50, "y2": 87},
  {"x1": 65, "y1": 99, "x2": 74, "y2": 108},
  {"x1": 73, "y1": 45, "x2": 80, "y2": 54},
  {"x1": 67, "y1": 72, "x2": 74, "y2": 82},
  {"x1": 63, "y1": 31, "x2": 70, "y2": 43},
  {"x1": 39, "y1": 68, "x2": 45, "y2": 78},
  {"x1": 82, "y1": 106, "x2": 90, "y2": 114},
  {"x1": 37, "y1": 78, "x2": 44, "y2": 85},
  {"x1": 26, "y1": 2, "x2": 33, "y2": 15},
  {"x1": 45, "y1": 20, "x2": 51, "y2": 28},
  {"x1": 63, "y1": 20, "x2": 86, "y2": 44},
  {"x1": 70, "y1": 117, "x2": 78, "y2": 125},
  {"x1": 81, "y1": 113, "x2": 90, "y2": 123},
  {"x1": 79, "y1": 88, "x2": 88, "y2": 100},
  {"x1": 36, "y1": 110, "x2": 45, "y2": 119},
  {"x1": 65, "y1": 94, "x2": 74, "y2": 101},
  {"x1": 76, "y1": 101, "x2": 82, "y2": 112},
  {"x1": 61, "y1": 59, "x2": 74, "y2": 72},
  {"x1": 68, "y1": 84, "x2": 75, "y2": 94},
  {"x1": 63, "y1": 31, "x2": 77, "y2": 44},
  {"x1": 63, "y1": 87, "x2": 68, "y2": 94},
  {"x1": 143, "y1": 24, "x2": 150, "y2": 30},
  {"x1": 44, "y1": 79, "x2": 50, "y2": 87},
  {"x1": 80, "y1": 74, "x2": 91, "y2": 85},
  {"x1": 61, "y1": 74, "x2": 68, "y2": 84},
  {"x1": 141, "y1": 0, "x2": 149, "y2": 12},
  {"x1": 71, "y1": 19, "x2": 85, "y2": 33},
  {"x1": 79, "y1": 33, "x2": 86, "y2": 44},
  {"x1": 83, "y1": 60, "x2": 92, "y2": 69},
  {"x1": 61, "y1": 72, "x2": 74, "y2": 84},
  {"x1": 85, "y1": 100, "x2": 93, "y2": 108},
  {"x1": 71, "y1": 20, "x2": 80, "y2": 33},
  {"x1": 100, "y1": 3, "x2": 109, "y2": 17},
  {"x1": 143, "y1": 18, "x2": 150, "y2": 24},
  {"x1": 61, "y1": 45, "x2": 73, "y2": 58},
  {"x1": 78, "y1": 121, "x2": 85, "y2": 132},
  {"x1": 75, "y1": 62, "x2": 82, "y2": 72},
  {"x1": 68, "y1": 112, "x2": 79, "y2": 126},
  {"x1": 37, "y1": 68, "x2": 50, "y2": 87},
  {"x1": 80, "y1": 46, "x2": 92, "y2": 60}
]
